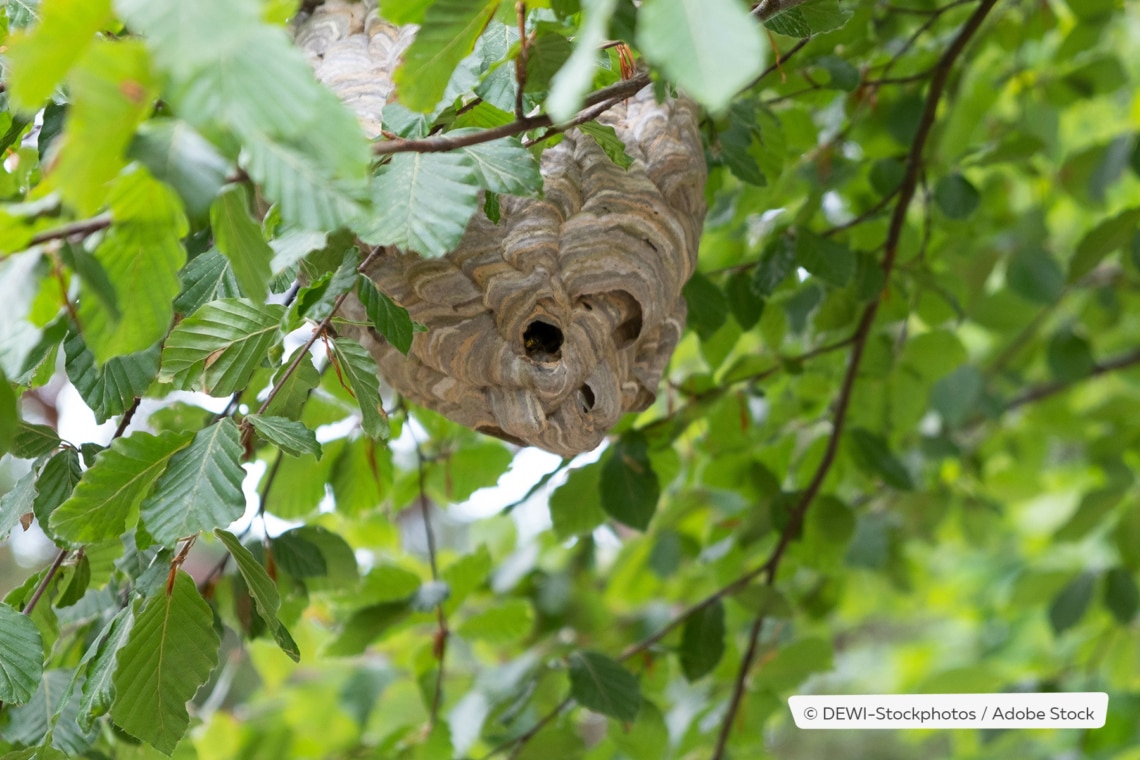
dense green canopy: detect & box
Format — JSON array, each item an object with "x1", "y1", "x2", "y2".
[{"x1": 2, "y1": 0, "x2": 1140, "y2": 758}]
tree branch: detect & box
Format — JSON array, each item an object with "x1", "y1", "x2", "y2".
[
  {"x1": 372, "y1": 74, "x2": 651, "y2": 156},
  {"x1": 26, "y1": 214, "x2": 113, "y2": 247},
  {"x1": 711, "y1": 2, "x2": 1000, "y2": 756},
  {"x1": 1004, "y1": 349, "x2": 1140, "y2": 413}
]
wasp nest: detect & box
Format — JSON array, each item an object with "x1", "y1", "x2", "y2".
[{"x1": 294, "y1": 1, "x2": 706, "y2": 457}]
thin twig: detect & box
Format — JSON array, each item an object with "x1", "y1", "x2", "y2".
[
  {"x1": 26, "y1": 214, "x2": 113, "y2": 247},
  {"x1": 711, "y1": 2, "x2": 1000, "y2": 756},
  {"x1": 20, "y1": 549, "x2": 69, "y2": 617},
  {"x1": 1004, "y1": 349, "x2": 1140, "y2": 412},
  {"x1": 242, "y1": 246, "x2": 384, "y2": 452},
  {"x1": 500, "y1": 458, "x2": 572, "y2": 514},
  {"x1": 372, "y1": 74, "x2": 651, "y2": 156},
  {"x1": 821, "y1": 186, "x2": 901, "y2": 237},
  {"x1": 112, "y1": 396, "x2": 142, "y2": 439},
  {"x1": 409, "y1": 424, "x2": 447, "y2": 727}
]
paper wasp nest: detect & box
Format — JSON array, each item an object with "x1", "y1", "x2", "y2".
[{"x1": 294, "y1": 1, "x2": 706, "y2": 457}]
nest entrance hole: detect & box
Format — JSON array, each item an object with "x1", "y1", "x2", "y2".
[{"x1": 524, "y1": 320, "x2": 563, "y2": 359}]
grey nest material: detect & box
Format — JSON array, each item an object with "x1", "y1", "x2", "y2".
[{"x1": 295, "y1": 1, "x2": 707, "y2": 457}]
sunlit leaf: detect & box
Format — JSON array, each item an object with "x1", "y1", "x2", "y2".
[
  {"x1": 394, "y1": 0, "x2": 501, "y2": 112},
  {"x1": 210, "y1": 185, "x2": 274, "y2": 302},
  {"x1": 638, "y1": 0, "x2": 766, "y2": 113},
  {"x1": 359, "y1": 151, "x2": 480, "y2": 257},
  {"x1": 139, "y1": 419, "x2": 246, "y2": 547},
  {"x1": 159, "y1": 298, "x2": 285, "y2": 396},
  {"x1": 50, "y1": 430, "x2": 194, "y2": 545}
]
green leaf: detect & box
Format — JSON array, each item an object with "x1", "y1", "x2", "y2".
[
  {"x1": 600, "y1": 433, "x2": 660, "y2": 531},
  {"x1": 0, "y1": 602, "x2": 43, "y2": 704},
  {"x1": 211, "y1": 185, "x2": 274, "y2": 302},
  {"x1": 273, "y1": 530, "x2": 328, "y2": 578},
  {"x1": 356, "y1": 275, "x2": 416, "y2": 355},
  {"x1": 1049, "y1": 571, "x2": 1095, "y2": 635},
  {"x1": 455, "y1": 133, "x2": 543, "y2": 195},
  {"x1": 934, "y1": 173, "x2": 981, "y2": 220},
  {"x1": 263, "y1": 347, "x2": 321, "y2": 420},
  {"x1": 394, "y1": 0, "x2": 501, "y2": 112},
  {"x1": 752, "y1": 235, "x2": 796, "y2": 297},
  {"x1": 64, "y1": 332, "x2": 161, "y2": 424},
  {"x1": 0, "y1": 470, "x2": 37, "y2": 540},
  {"x1": 457, "y1": 599, "x2": 534, "y2": 642},
  {"x1": 524, "y1": 31, "x2": 573, "y2": 95},
  {"x1": 10, "y1": 422, "x2": 61, "y2": 459},
  {"x1": 361, "y1": 151, "x2": 480, "y2": 257},
  {"x1": 567, "y1": 651, "x2": 641, "y2": 722},
  {"x1": 241, "y1": 134, "x2": 368, "y2": 231},
  {"x1": 550, "y1": 463, "x2": 606, "y2": 540},
  {"x1": 325, "y1": 601, "x2": 411, "y2": 657},
  {"x1": 1104, "y1": 567, "x2": 1139, "y2": 625},
  {"x1": 49, "y1": 40, "x2": 158, "y2": 216},
  {"x1": 159, "y1": 298, "x2": 285, "y2": 396},
  {"x1": 848, "y1": 429, "x2": 914, "y2": 490},
  {"x1": 79, "y1": 606, "x2": 135, "y2": 731},
  {"x1": 753, "y1": 636, "x2": 833, "y2": 691},
  {"x1": 795, "y1": 230, "x2": 855, "y2": 287},
  {"x1": 383, "y1": 0, "x2": 436, "y2": 24},
  {"x1": 679, "y1": 600, "x2": 725, "y2": 681},
  {"x1": 547, "y1": 0, "x2": 618, "y2": 121},
  {"x1": 174, "y1": 249, "x2": 242, "y2": 317},
  {"x1": 637, "y1": 0, "x2": 766, "y2": 113},
  {"x1": 61, "y1": 244, "x2": 119, "y2": 321},
  {"x1": 77, "y1": 171, "x2": 188, "y2": 364},
  {"x1": 128, "y1": 120, "x2": 231, "y2": 225},
  {"x1": 816, "y1": 55, "x2": 859, "y2": 91},
  {"x1": 33, "y1": 448, "x2": 84, "y2": 535},
  {"x1": 111, "y1": 572, "x2": 220, "y2": 754},
  {"x1": 1046, "y1": 329, "x2": 1095, "y2": 383},
  {"x1": 930, "y1": 365, "x2": 983, "y2": 428},
  {"x1": 0, "y1": 373, "x2": 17, "y2": 456},
  {"x1": 1007, "y1": 247, "x2": 1064, "y2": 304},
  {"x1": 4, "y1": 0, "x2": 110, "y2": 109},
  {"x1": 869, "y1": 157, "x2": 905, "y2": 196},
  {"x1": 246, "y1": 414, "x2": 322, "y2": 459},
  {"x1": 50, "y1": 431, "x2": 193, "y2": 545},
  {"x1": 1069, "y1": 206, "x2": 1140, "y2": 282},
  {"x1": 139, "y1": 419, "x2": 246, "y2": 547},
  {"x1": 2, "y1": 668, "x2": 95, "y2": 754},
  {"x1": 214, "y1": 529, "x2": 299, "y2": 661},
  {"x1": 683, "y1": 271, "x2": 729, "y2": 340},
  {"x1": 329, "y1": 337, "x2": 390, "y2": 440},
  {"x1": 577, "y1": 121, "x2": 634, "y2": 170},
  {"x1": 1054, "y1": 488, "x2": 1124, "y2": 543},
  {"x1": 427, "y1": 440, "x2": 513, "y2": 503},
  {"x1": 726, "y1": 270, "x2": 765, "y2": 329}
]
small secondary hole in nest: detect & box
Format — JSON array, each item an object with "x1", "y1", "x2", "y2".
[
  {"x1": 523, "y1": 320, "x2": 563, "y2": 359},
  {"x1": 579, "y1": 384, "x2": 596, "y2": 411}
]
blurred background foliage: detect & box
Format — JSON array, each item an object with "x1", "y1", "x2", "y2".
[{"x1": 2, "y1": 0, "x2": 1140, "y2": 758}]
